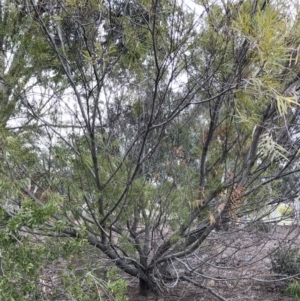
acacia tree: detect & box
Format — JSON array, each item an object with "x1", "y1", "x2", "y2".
[{"x1": 1, "y1": 0, "x2": 300, "y2": 299}]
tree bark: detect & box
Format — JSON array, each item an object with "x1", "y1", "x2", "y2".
[{"x1": 139, "y1": 277, "x2": 150, "y2": 296}]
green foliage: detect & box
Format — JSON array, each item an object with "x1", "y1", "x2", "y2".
[
  {"x1": 258, "y1": 133, "x2": 289, "y2": 162},
  {"x1": 106, "y1": 267, "x2": 128, "y2": 301},
  {"x1": 0, "y1": 235, "x2": 46, "y2": 300},
  {"x1": 286, "y1": 280, "x2": 300, "y2": 301},
  {"x1": 58, "y1": 262, "x2": 128, "y2": 301},
  {"x1": 247, "y1": 220, "x2": 271, "y2": 233},
  {"x1": 1, "y1": 0, "x2": 300, "y2": 297},
  {"x1": 271, "y1": 246, "x2": 300, "y2": 276}
]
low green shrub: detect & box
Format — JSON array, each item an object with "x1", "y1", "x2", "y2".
[
  {"x1": 253, "y1": 220, "x2": 271, "y2": 233},
  {"x1": 270, "y1": 246, "x2": 300, "y2": 275},
  {"x1": 286, "y1": 280, "x2": 300, "y2": 300},
  {"x1": 106, "y1": 266, "x2": 129, "y2": 301}
]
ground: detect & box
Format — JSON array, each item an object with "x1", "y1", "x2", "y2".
[{"x1": 124, "y1": 224, "x2": 300, "y2": 301}]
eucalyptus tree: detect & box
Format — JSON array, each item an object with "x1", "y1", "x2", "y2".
[{"x1": 1, "y1": 0, "x2": 300, "y2": 299}]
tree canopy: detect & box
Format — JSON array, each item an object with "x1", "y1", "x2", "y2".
[{"x1": 1, "y1": 0, "x2": 300, "y2": 299}]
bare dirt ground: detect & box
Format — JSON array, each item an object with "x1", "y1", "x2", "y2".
[{"x1": 125, "y1": 224, "x2": 300, "y2": 301}]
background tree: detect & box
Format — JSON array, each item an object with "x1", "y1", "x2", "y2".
[{"x1": 1, "y1": 0, "x2": 300, "y2": 299}]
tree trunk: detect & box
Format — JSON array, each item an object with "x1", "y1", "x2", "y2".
[{"x1": 139, "y1": 277, "x2": 150, "y2": 296}]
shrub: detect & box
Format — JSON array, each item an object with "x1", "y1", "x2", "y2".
[
  {"x1": 286, "y1": 280, "x2": 300, "y2": 301},
  {"x1": 254, "y1": 220, "x2": 271, "y2": 233},
  {"x1": 246, "y1": 220, "x2": 271, "y2": 233},
  {"x1": 106, "y1": 266, "x2": 128, "y2": 301},
  {"x1": 270, "y1": 246, "x2": 300, "y2": 275}
]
